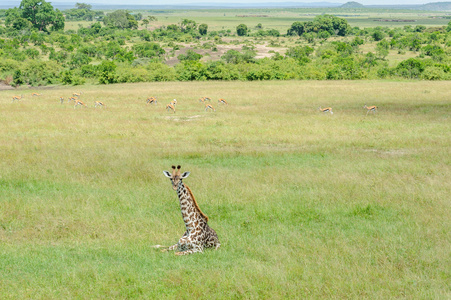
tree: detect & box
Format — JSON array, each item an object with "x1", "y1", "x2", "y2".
[
  {"x1": 285, "y1": 45, "x2": 314, "y2": 64},
  {"x1": 75, "y1": 2, "x2": 92, "y2": 10},
  {"x1": 236, "y1": 24, "x2": 248, "y2": 36},
  {"x1": 12, "y1": 17, "x2": 32, "y2": 31},
  {"x1": 446, "y1": 20, "x2": 451, "y2": 32},
  {"x1": 376, "y1": 39, "x2": 389, "y2": 59},
  {"x1": 395, "y1": 58, "x2": 426, "y2": 79},
  {"x1": 287, "y1": 21, "x2": 304, "y2": 36},
  {"x1": 288, "y1": 15, "x2": 350, "y2": 37},
  {"x1": 142, "y1": 19, "x2": 149, "y2": 29},
  {"x1": 178, "y1": 50, "x2": 202, "y2": 61},
  {"x1": 103, "y1": 10, "x2": 137, "y2": 29},
  {"x1": 199, "y1": 23, "x2": 208, "y2": 35},
  {"x1": 7, "y1": 0, "x2": 65, "y2": 32},
  {"x1": 372, "y1": 30, "x2": 384, "y2": 41},
  {"x1": 98, "y1": 60, "x2": 117, "y2": 84},
  {"x1": 180, "y1": 19, "x2": 197, "y2": 32},
  {"x1": 65, "y1": 2, "x2": 96, "y2": 21},
  {"x1": 134, "y1": 13, "x2": 143, "y2": 21}
]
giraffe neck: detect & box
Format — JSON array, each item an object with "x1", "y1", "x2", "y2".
[{"x1": 176, "y1": 182, "x2": 208, "y2": 231}]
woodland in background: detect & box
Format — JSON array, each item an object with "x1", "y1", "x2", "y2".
[{"x1": 0, "y1": 0, "x2": 451, "y2": 86}]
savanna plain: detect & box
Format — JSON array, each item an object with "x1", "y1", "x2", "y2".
[{"x1": 0, "y1": 80, "x2": 450, "y2": 298}]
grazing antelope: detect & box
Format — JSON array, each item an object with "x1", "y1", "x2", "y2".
[
  {"x1": 31, "y1": 93, "x2": 42, "y2": 97},
  {"x1": 319, "y1": 107, "x2": 333, "y2": 115},
  {"x1": 199, "y1": 97, "x2": 211, "y2": 103},
  {"x1": 74, "y1": 100, "x2": 87, "y2": 109},
  {"x1": 73, "y1": 92, "x2": 82, "y2": 98},
  {"x1": 68, "y1": 97, "x2": 77, "y2": 102},
  {"x1": 166, "y1": 103, "x2": 176, "y2": 113},
  {"x1": 364, "y1": 105, "x2": 377, "y2": 115},
  {"x1": 205, "y1": 104, "x2": 215, "y2": 112},
  {"x1": 60, "y1": 97, "x2": 64, "y2": 104},
  {"x1": 12, "y1": 95, "x2": 23, "y2": 102},
  {"x1": 95, "y1": 101, "x2": 105, "y2": 108},
  {"x1": 160, "y1": 165, "x2": 220, "y2": 255},
  {"x1": 146, "y1": 97, "x2": 157, "y2": 105},
  {"x1": 170, "y1": 99, "x2": 177, "y2": 106},
  {"x1": 218, "y1": 98, "x2": 228, "y2": 105}
]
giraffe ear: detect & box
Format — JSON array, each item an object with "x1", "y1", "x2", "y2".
[
  {"x1": 163, "y1": 171, "x2": 172, "y2": 178},
  {"x1": 180, "y1": 172, "x2": 190, "y2": 178}
]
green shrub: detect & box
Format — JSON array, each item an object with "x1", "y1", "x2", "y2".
[
  {"x1": 116, "y1": 66, "x2": 149, "y2": 83},
  {"x1": 422, "y1": 66, "x2": 448, "y2": 80},
  {"x1": 98, "y1": 60, "x2": 117, "y2": 84},
  {"x1": 147, "y1": 63, "x2": 177, "y2": 81}
]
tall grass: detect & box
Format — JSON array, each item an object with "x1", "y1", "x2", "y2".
[{"x1": 1, "y1": 81, "x2": 450, "y2": 298}]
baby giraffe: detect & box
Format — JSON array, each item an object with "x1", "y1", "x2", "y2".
[{"x1": 162, "y1": 165, "x2": 220, "y2": 255}]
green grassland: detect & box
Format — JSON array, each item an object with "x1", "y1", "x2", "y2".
[
  {"x1": 0, "y1": 80, "x2": 450, "y2": 298},
  {"x1": 142, "y1": 8, "x2": 451, "y2": 31},
  {"x1": 63, "y1": 7, "x2": 451, "y2": 32}
]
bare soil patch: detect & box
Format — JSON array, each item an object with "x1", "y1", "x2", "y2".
[{"x1": 164, "y1": 42, "x2": 286, "y2": 66}]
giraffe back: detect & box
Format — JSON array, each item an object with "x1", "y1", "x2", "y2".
[{"x1": 185, "y1": 185, "x2": 209, "y2": 222}]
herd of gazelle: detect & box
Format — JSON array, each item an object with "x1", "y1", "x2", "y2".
[
  {"x1": 157, "y1": 97, "x2": 226, "y2": 113},
  {"x1": 60, "y1": 92, "x2": 104, "y2": 108},
  {"x1": 10, "y1": 92, "x2": 378, "y2": 115},
  {"x1": 319, "y1": 105, "x2": 377, "y2": 115}
]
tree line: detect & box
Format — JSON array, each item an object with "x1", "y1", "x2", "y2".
[{"x1": 0, "y1": 0, "x2": 450, "y2": 86}]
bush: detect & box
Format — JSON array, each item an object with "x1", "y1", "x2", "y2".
[
  {"x1": 422, "y1": 66, "x2": 448, "y2": 80},
  {"x1": 175, "y1": 61, "x2": 208, "y2": 81},
  {"x1": 61, "y1": 70, "x2": 86, "y2": 85},
  {"x1": 395, "y1": 58, "x2": 427, "y2": 79},
  {"x1": 178, "y1": 50, "x2": 202, "y2": 61},
  {"x1": 116, "y1": 66, "x2": 149, "y2": 83},
  {"x1": 146, "y1": 63, "x2": 177, "y2": 81},
  {"x1": 133, "y1": 42, "x2": 165, "y2": 59},
  {"x1": 285, "y1": 46, "x2": 314, "y2": 64},
  {"x1": 98, "y1": 60, "x2": 117, "y2": 84},
  {"x1": 236, "y1": 24, "x2": 248, "y2": 36}
]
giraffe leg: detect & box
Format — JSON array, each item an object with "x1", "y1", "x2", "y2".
[
  {"x1": 175, "y1": 244, "x2": 203, "y2": 256},
  {"x1": 160, "y1": 231, "x2": 189, "y2": 252},
  {"x1": 160, "y1": 243, "x2": 178, "y2": 252}
]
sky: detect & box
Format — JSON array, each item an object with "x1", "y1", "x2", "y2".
[
  {"x1": 62, "y1": 0, "x2": 431, "y2": 4},
  {"x1": 2, "y1": 0, "x2": 434, "y2": 6}
]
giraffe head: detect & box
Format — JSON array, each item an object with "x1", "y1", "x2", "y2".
[{"x1": 163, "y1": 165, "x2": 190, "y2": 190}]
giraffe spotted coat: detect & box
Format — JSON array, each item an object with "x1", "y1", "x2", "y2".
[{"x1": 163, "y1": 166, "x2": 220, "y2": 255}]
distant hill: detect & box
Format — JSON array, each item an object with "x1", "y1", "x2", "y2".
[
  {"x1": 1, "y1": 0, "x2": 451, "y2": 11},
  {"x1": 341, "y1": 1, "x2": 365, "y2": 8},
  {"x1": 420, "y1": 1, "x2": 451, "y2": 10}
]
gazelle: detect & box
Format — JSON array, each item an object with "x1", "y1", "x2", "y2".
[
  {"x1": 205, "y1": 104, "x2": 215, "y2": 112},
  {"x1": 95, "y1": 101, "x2": 105, "y2": 108},
  {"x1": 364, "y1": 105, "x2": 377, "y2": 115},
  {"x1": 166, "y1": 103, "x2": 176, "y2": 113},
  {"x1": 74, "y1": 100, "x2": 87, "y2": 109},
  {"x1": 12, "y1": 95, "x2": 24, "y2": 102},
  {"x1": 146, "y1": 97, "x2": 157, "y2": 105},
  {"x1": 31, "y1": 93, "x2": 42, "y2": 97},
  {"x1": 319, "y1": 107, "x2": 333, "y2": 114},
  {"x1": 170, "y1": 99, "x2": 177, "y2": 107},
  {"x1": 60, "y1": 97, "x2": 64, "y2": 104},
  {"x1": 73, "y1": 92, "x2": 82, "y2": 98},
  {"x1": 218, "y1": 98, "x2": 228, "y2": 105},
  {"x1": 68, "y1": 97, "x2": 77, "y2": 102},
  {"x1": 199, "y1": 97, "x2": 211, "y2": 103}
]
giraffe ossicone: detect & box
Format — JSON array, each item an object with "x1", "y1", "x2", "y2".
[{"x1": 162, "y1": 165, "x2": 220, "y2": 255}]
